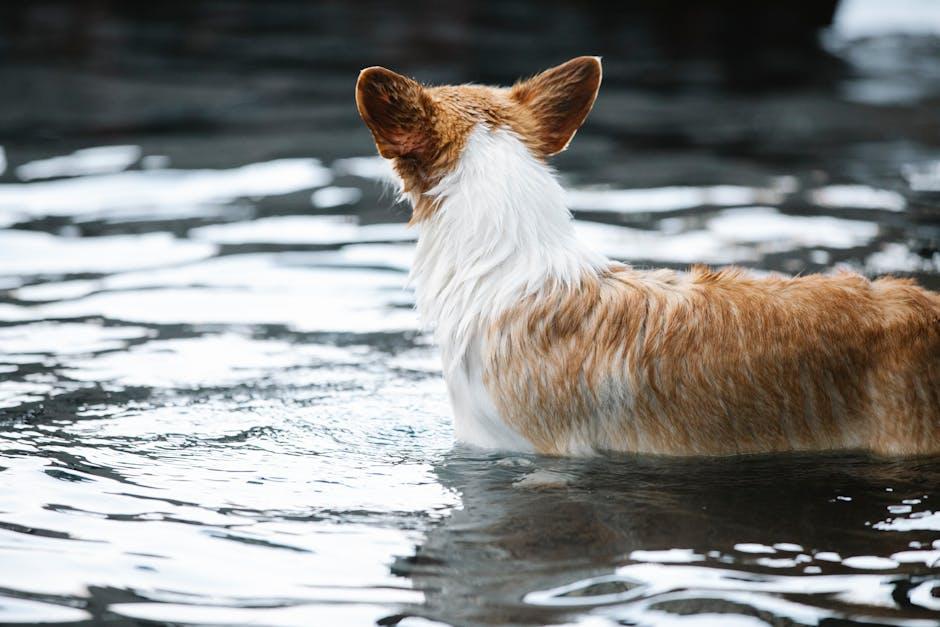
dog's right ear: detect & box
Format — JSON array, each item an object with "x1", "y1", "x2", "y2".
[
  {"x1": 510, "y1": 56, "x2": 602, "y2": 157},
  {"x1": 356, "y1": 67, "x2": 432, "y2": 159}
]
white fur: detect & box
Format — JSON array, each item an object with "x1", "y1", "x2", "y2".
[{"x1": 406, "y1": 125, "x2": 607, "y2": 450}]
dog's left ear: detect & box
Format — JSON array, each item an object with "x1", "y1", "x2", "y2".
[
  {"x1": 356, "y1": 66, "x2": 432, "y2": 159},
  {"x1": 511, "y1": 56, "x2": 602, "y2": 156}
]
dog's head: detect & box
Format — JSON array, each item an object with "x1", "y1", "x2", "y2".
[{"x1": 355, "y1": 57, "x2": 601, "y2": 221}]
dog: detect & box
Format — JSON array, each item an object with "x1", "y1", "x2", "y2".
[{"x1": 356, "y1": 56, "x2": 940, "y2": 456}]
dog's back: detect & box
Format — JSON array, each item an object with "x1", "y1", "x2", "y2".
[{"x1": 484, "y1": 266, "x2": 940, "y2": 456}]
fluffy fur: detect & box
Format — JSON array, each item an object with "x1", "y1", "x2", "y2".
[{"x1": 356, "y1": 57, "x2": 940, "y2": 457}]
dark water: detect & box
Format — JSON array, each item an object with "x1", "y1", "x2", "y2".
[{"x1": 0, "y1": 1, "x2": 939, "y2": 625}]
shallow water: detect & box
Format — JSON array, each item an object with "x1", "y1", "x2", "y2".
[{"x1": 1, "y1": 1, "x2": 940, "y2": 625}]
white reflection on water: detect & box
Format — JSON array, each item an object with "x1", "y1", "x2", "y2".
[
  {"x1": 109, "y1": 602, "x2": 405, "y2": 627},
  {"x1": 841, "y1": 556, "x2": 901, "y2": 569},
  {"x1": 566, "y1": 185, "x2": 784, "y2": 214},
  {"x1": 37, "y1": 284, "x2": 416, "y2": 333},
  {"x1": 332, "y1": 155, "x2": 397, "y2": 182},
  {"x1": 312, "y1": 185, "x2": 363, "y2": 208},
  {"x1": 26, "y1": 253, "x2": 417, "y2": 332},
  {"x1": 629, "y1": 548, "x2": 704, "y2": 563},
  {"x1": 903, "y1": 161, "x2": 940, "y2": 191},
  {"x1": 575, "y1": 220, "x2": 756, "y2": 264},
  {"x1": 0, "y1": 322, "x2": 151, "y2": 355},
  {"x1": 876, "y1": 511, "x2": 940, "y2": 532},
  {"x1": 0, "y1": 380, "x2": 59, "y2": 409},
  {"x1": 809, "y1": 185, "x2": 906, "y2": 212},
  {"x1": 317, "y1": 243, "x2": 416, "y2": 273},
  {"x1": 573, "y1": 207, "x2": 877, "y2": 265},
  {"x1": 16, "y1": 145, "x2": 142, "y2": 181},
  {"x1": 0, "y1": 158, "x2": 331, "y2": 221},
  {"x1": 0, "y1": 230, "x2": 216, "y2": 276},
  {"x1": 190, "y1": 215, "x2": 412, "y2": 245},
  {"x1": 707, "y1": 207, "x2": 878, "y2": 248},
  {"x1": 733, "y1": 543, "x2": 776, "y2": 554},
  {"x1": 63, "y1": 334, "x2": 360, "y2": 387},
  {"x1": 833, "y1": 0, "x2": 940, "y2": 39},
  {"x1": 526, "y1": 563, "x2": 938, "y2": 626},
  {"x1": 12, "y1": 246, "x2": 418, "y2": 303},
  {"x1": 0, "y1": 598, "x2": 91, "y2": 624},
  {"x1": 867, "y1": 243, "x2": 940, "y2": 274}
]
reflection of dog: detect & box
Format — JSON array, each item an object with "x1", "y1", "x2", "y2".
[{"x1": 356, "y1": 57, "x2": 940, "y2": 456}]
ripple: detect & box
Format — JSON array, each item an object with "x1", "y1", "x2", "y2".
[
  {"x1": 524, "y1": 563, "x2": 915, "y2": 624},
  {"x1": 0, "y1": 158, "x2": 332, "y2": 221},
  {"x1": 0, "y1": 322, "x2": 151, "y2": 356},
  {"x1": 809, "y1": 184, "x2": 906, "y2": 212},
  {"x1": 189, "y1": 215, "x2": 413, "y2": 246},
  {"x1": 16, "y1": 145, "x2": 142, "y2": 181},
  {"x1": 733, "y1": 543, "x2": 777, "y2": 554},
  {"x1": 706, "y1": 207, "x2": 878, "y2": 249},
  {"x1": 0, "y1": 597, "x2": 90, "y2": 624},
  {"x1": 566, "y1": 185, "x2": 784, "y2": 214},
  {"x1": 0, "y1": 231, "x2": 216, "y2": 276},
  {"x1": 311, "y1": 186, "x2": 363, "y2": 208},
  {"x1": 874, "y1": 510, "x2": 940, "y2": 531}
]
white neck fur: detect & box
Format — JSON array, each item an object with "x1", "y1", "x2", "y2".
[{"x1": 408, "y1": 125, "x2": 607, "y2": 373}]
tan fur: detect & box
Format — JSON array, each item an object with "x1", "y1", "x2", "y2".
[
  {"x1": 485, "y1": 266, "x2": 940, "y2": 456},
  {"x1": 356, "y1": 58, "x2": 940, "y2": 457}
]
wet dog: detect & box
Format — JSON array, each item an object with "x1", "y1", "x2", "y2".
[{"x1": 356, "y1": 56, "x2": 940, "y2": 456}]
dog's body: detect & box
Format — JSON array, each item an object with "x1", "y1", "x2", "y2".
[{"x1": 356, "y1": 57, "x2": 940, "y2": 456}]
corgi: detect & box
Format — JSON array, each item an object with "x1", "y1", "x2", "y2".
[{"x1": 356, "y1": 56, "x2": 940, "y2": 456}]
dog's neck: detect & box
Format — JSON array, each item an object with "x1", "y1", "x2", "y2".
[{"x1": 408, "y1": 125, "x2": 607, "y2": 372}]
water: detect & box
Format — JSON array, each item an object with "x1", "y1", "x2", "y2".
[{"x1": 1, "y1": 1, "x2": 939, "y2": 625}]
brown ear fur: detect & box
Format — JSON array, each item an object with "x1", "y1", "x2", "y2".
[
  {"x1": 356, "y1": 67, "x2": 432, "y2": 159},
  {"x1": 510, "y1": 56, "x2": 602, "y2": 156}
]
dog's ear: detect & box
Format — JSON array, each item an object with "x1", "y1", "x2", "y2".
[
  {"x1": 356, "y1": 67, "x2": 432, "y2": 159},
  {"x1": 510, "y1": 56, "x2": 602, "y2": 156}
]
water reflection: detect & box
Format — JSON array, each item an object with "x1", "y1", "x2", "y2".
[
  {"x1": 0, "y1": 158, "x2": 331, "y2": 221},
  {"x1": 0, "y1": 329, "x2": 455, "y2": 624},
  {"x1": 0, "y1": 143, "x2": 937, "y2": 624},
  {"x1": 402, "y1": 452, "x2": 940, "y2": 625}
]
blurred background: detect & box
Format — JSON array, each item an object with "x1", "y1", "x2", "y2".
[
  {"x1": 1, "y1": 1, "x2": 940, "y2": 626},
  {"x1": 1, "y1": 0, "x2": 940, "y2": 278},
  {"x1": 1, "y1": 0, "x2": 939, "y2": 282}
]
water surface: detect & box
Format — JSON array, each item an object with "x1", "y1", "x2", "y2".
[{"x1": 1, "y1": 1, "x2": 939, "y2": 625}]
